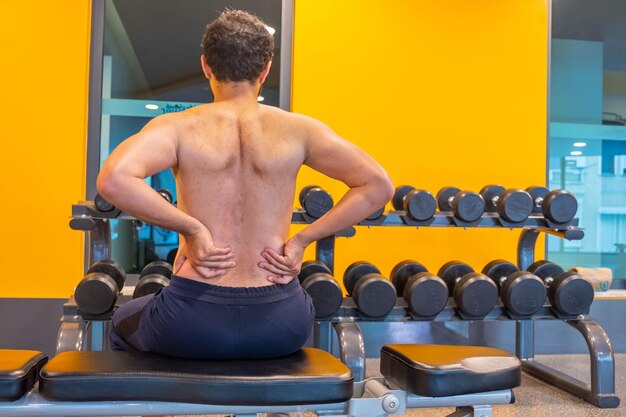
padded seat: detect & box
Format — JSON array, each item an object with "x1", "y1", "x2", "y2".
[
  {"x1": 0, "y1": 349, "x2": 47, "y2": 401},
  {"x1": 380, "y1": 344, "x2": 521, "y2": 397},
  {"x1": 39, "y1": 348, "x2": 353, "y2": 405}
]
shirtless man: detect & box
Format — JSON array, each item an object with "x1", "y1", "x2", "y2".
[{"x1": 97, "y1": 10, "x2": 394, "y2": 359}]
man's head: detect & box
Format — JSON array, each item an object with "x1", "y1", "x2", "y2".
[{"x1": 201, "y1": 10, "x2": 274, "y2": 85}]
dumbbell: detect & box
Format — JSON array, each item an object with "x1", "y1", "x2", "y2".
[
  {"x1": 392, "y1": 185, "x2": 437, "y2": 221},
  {"x1": 526, "y1": 186, "x2": 578, "y2": 224},
  {"x1": 299, "y1": 185, "x2": 334, "y2": 218},
  {"x1": 157, "y1": 189, "x2": 173, "y2": 203},
  {"x1": 166, "y1": 247, "x2": 178, "y2": 265},
  {"x1": 343, "y1": 261, "x2": 397, "y2": 318},
  {"x1": 134, "y1": 261, "x2": 172, "y2": 299},
  {"x1": 528, "y1": 260, "x2": 594, "y2": 316},
  {"x1": 390, "y1": 260, "x2": 448, "y2": 318},
  {"x1": 297, "y1": 261, "x2": 343, "y2": 318},
  {"x1": 94, "y1": 193, "x2": 115, "y2": 213},
  {"x1": 75, "y1": 260, "x2": 126, "y2": 315},
  {"x1": 438, "y1": 261, "x2": 498, "y2": 318},
  {"x1": 436, "y1": 187, "x2": 485, "y2": 222},
  {"x1": 482, "y1": 260, "x2": 546, "y2": 317},
  {"x1": 479, "y1": 185, "x2": 534, "y2": 223}
]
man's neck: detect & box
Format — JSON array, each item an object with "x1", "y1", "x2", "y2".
[{"x1": 211, "y1": 80, "x2": 260, "y2": 106}]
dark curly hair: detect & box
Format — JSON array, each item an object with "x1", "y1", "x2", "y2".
[{"x1": 201, "y1": 10, "x2": 274, "y2": 82}]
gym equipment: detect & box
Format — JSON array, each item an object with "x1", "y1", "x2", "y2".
[
  {"x1": 156, "y1": 188, "x2": 173, "y2": 203},
  {"x1": 133, "y1": 261, "x2": 172, "y2": 299},
  {"x1": 392, "y1": 185, "x2": 437, "y2": 221},
  {"x1": 299, "y1": 185, "x2": 334, "y2": 218},
  {"x1": 74, "y1": 260, "x2": 126, "y2": 316},
  {"x1": 482, "y1": 259, "x2": 546, "y2": 317},
  {"x1": 297, "y1": 261, "x2": 343, "y2": 318},
  {"x1": 93, "y1": 194, "x2": 115, "y2": 213},
  {"x1": 436, "y1": 187, "x2": 485, "y2": 222},
  {"x1": 479, "y1": 185, "x2": 533, "y2": 223},
  {"x1": 528, "y1": 260, "x2": 594, "y2": 317},
  {"x1": 166, "y1": 247, "x2": 178, "y2": 265},
  {"x1": 438, "y1": 261, "x2": 498, "y2": 319},
  {"x1": 526, "y1": 186, "x2": 578, "y2": 224},
  {"x1": 343, "y1": 261, "x2": 397, "y2": 318},
  {"x1": 365, "y1": 206, "x2": 385, "y2": 221},
  {"x1": 389, "y1": 260, "x2": 447, "y2": 318}
]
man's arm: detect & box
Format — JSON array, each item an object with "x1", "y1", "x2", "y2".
[
  {"x1": 97, "y1": 114, "x2": 234, "y2": 277},
  {"x1": 260, "y1": 116, "x2": 394, "y2": 282}
]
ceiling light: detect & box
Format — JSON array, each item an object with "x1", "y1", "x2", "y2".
[
  {"x1": 145, "y1": 104, "x2": 159, "y2": 110},
  {"x1": 265, "y1": 25, "x2": 275, "y2": 35},
  {"x1": 573, "y1": 142, "x2": 587, "y2": 147},
  {"x1": 570, "y1": 151, "x2": 583, "y2": 156},
  {"x1": 257, "y1": 96, "x2": 265, "y2": 102}
]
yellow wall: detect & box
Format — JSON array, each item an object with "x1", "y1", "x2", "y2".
[
  {"x1": 0, "y1": 0, "x2": 547, "y2": 297},
  {"x1": 0, "y1": 2, "x2": 90, "y2": 297},
  {"x1": 292, "y1": 0, "x2": 548, "y2": 286}
]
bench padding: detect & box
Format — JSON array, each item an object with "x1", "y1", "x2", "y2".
[
  {"x1": 0, "y1": 349, "x2": 47, "y2": 401},
  {"x1": 39, "y1": 348, "x2": 353, "y2": 405},
  {"x1": 380, "y1": 344, "x2": 521, "y2": 397}
]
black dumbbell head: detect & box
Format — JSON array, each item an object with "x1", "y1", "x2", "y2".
[
  {"x1": 166, "y1": 247, "x2": 178, "y2": 265},
  {"x1": 438, "y1": 261, "x2": 474, "y2": 296},
  {"x1": 343, "y1": 261, "x2": 381, "y2": 295},
  {"x1": 157, "y1": 189, "x2": 173, "y2": 203},
  {"x1": 451, "y1": 191, "x2": 485, "y2": 222},
  {"x1": 301, "y1": 272, "x2": 343, "y2": 318},
  {"x1": 498, "y1": 189, "x2": 533, "y2": 223},
  {"x1": 482, "y1": 259, "x2": 519, "y2": 288},
  {"x1": 301, "y1": 187, "x2": 334, "y2": 218},
  {"x1": 94, "y1": 194, "x2": 115, "y2": 213},
  {"x1": 299, "y1": 185, "x2": 320, "y2": 207},
  {"x1": 453, "y1": 272, "x2": 499, "y2": 318},
  {"x1": 542, "y1": 190, "x2": 578, "y2": 224},
  {"x1": 353, "y1": 273, "x2": 396, "y2": 318},
  {"x1": 298, "y1": 260, "x2": 332, "y2": 283},
  {"x1": 140, "y1": 261, "x2": 173, "y2": 280},
  {"x1": 405, "y1": 189, "x2": 437, "y2": 221},
  {"x1": 527, "y1": 260, "x2": 565, "y2": 282},
  {"x1": 390, "y1": 260, "x2": 428, "y2": 296},
  {"x1": 436, "y1": 186, "x2": 460, "y2": 211},
  {"x1": 550, "y1": 271, "x2": 594, "y2": 316},
  {"x1": 366, "y1": 207, "x2": 385, "y2": 220},
  {"x1": 480, "y1": 184, "x2": 506, "y2": 212},
  {"x1": 87, "y1": 260, "x2": 126, "y2": 291},
  {"x1": 392, "y1": 185, "x2": 416, "y2": 210},
  {"x1": 403, "y1": 272, "x2": 448, "y2": 317},
  {"x1": 526, "y1": 186, "x2": 549, "y2": 214},
  {"x1": 75, "y1": 273, "x2": 118, "y2": 315},
  {"x1": 133, "y1": 274, "x2": 170, "y2": 299},
  {"x1": 501, "y1": 271, "x2": 546, "y2": 317}
]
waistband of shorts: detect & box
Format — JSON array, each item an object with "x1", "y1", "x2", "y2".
[{"x1": 166, "y1": 275, "x2": 302, "y2": 305}]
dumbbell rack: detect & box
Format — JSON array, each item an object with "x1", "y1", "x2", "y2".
[{"x1": 65, "y1": 202, "x2": 619, "y2": 408}]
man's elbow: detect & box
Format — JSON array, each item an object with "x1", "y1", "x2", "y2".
[
  {"x1": 368, "y1": 172, "x2": 394, "y2": 207},
  {"x1": 96, "y1": 167, "x2": 123, "y2": 202}
]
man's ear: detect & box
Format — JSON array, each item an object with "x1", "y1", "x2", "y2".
[
  {"x1": 258, "y1": 60, "x2": 272, "y2": 84},
  {"x1": 200, "y1": 55, "x2": 213, "y2": 80}
]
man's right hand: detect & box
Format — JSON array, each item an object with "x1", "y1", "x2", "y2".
[{"x1": 174, "y1": 225, "x2": 236, "y2": 279}]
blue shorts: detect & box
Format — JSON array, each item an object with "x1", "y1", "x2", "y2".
[{"x1": 110, "y1": 275, "x2": 315, "y2": 359}]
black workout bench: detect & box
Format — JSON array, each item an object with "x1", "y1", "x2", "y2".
[{"x1": 0, "y1": 344, "x2": 520, "y2": 417}]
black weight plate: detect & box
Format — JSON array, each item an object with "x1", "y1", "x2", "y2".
[
  {"x1": 503, "y1": 271, "x2": 546, "y2": 316},
  {"x1": 526, "y1": 186, "x2": 549, "y2": 214},
  {"x1": 482, "y1": 259, "x2": 519, "y2": 287},
  {"x1": 452, "y1": 191, "x2": 485, "y2": 222},
  {"x1": 404, "y1": 273, "x2": 448, "y2": 317},
  {"x1": 94, "y1": 194, "x2": 115, "y2": 212},
  {"x1": 405, "y1": 189, "x2": 437, "y2": 221},
  {"x1": 343, "y1": 261, "x2": 381, "y2": 295},
  {"x1": 542, "y1": 190, "x2": 578, "y2": 224},
  {"x1": 166, "y1": 247, "x2": 178, "y2": 265},
  {"x1": 302, "y1": 273, "x2": 343, "y2": 318},
  {"x1": 390, "y1": 260, "x2": 428, "y2": 295},
  {"x1": 353, "y1": 275, "x2": 396, "y2": 318},
  {"x1": 302, "y1": 188, "x2": 334, "y2": 218},
  {"x1": 298, "y1": 260, "x2": 332, "y2": 283},
  {"x1": 499, "y1": 189, "x2": 533, "y2": 223},
  {"x1": 479, "y1": 184, "x2": 505, "y2": 212},
  {"x1": 437, "y1": 261, "x2": 474, "y2": 296},
  {"x1": 551, "y1": 272, "x2": 594, "y2": 316},
  {"x1": 75, "y1": 273, "x2": 118, "y2": 315},
  {"x1": 140, "y1": 261, "x2": 173, "y2": 279},
  {"x1": 454, "y1": 273, "x2": 498, "y2": 317},
  {"x1": 392, "y1": 185, "x2": 415, "y2": 210},
  {"x1": 436, "y1": 187, "x2": 460, "y2": 212},
  {"x1": 133, "y1": 274, "x2": 170, "y2": 299},
  {"x1": 87, "y1": 260, "x2": 126, "y2": 291},
  {"x1": 157, "y1": 189, "x2": 173, "y2": 203},
  {"x1": 527, "y1": 260, "x2": 565, "y2": 281},
  {"x1": 367, "y1": 207, "x2": 385, "y2": 220},
  {"x1": 299, "y1": 185, "x2": 320, "y2": 207}
]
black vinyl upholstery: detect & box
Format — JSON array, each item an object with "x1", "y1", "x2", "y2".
[
  {"x1": 380, "y1": 344, "x2": 521, "y2": 397},
  {"x1": 40, "y1": 348, "x2": 354, "y2": 405},
  {"x1": 0, "y1": 349, "x2": 47, "y2": 401}
]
